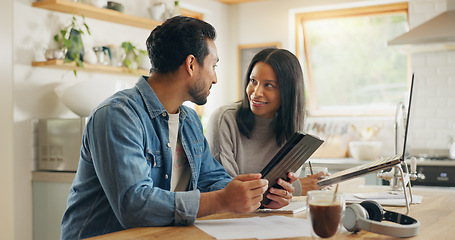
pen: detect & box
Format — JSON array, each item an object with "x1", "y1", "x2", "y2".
[{"x1": 309, "y1": 161, "x2": 314, "y2": 175}]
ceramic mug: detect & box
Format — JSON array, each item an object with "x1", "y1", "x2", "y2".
[{"x1": 83, "y1": 48, "x2": 98, "y2": 64}]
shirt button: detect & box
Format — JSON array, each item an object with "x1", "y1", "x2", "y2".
[
  {"x1": 167, "y1": 143, "x2": 171, "y2": 148},
  {"x1": 162, "y1": 112, "x2": 167, "y2": 117},
  {"x1": 165, "y1": 174, "x2": 169, "y2": 179}
]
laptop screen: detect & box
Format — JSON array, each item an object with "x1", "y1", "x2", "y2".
[
  {"x1": 317, "y1": 74, "x2": 416, "y2": 187},
  {"x1": 401, "y1": 73, "x2": 415, "y2": 161}
]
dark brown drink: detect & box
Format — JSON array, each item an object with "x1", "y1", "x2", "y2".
[{"x1": 309, "y1": 203, "x2": 342, "y2": 238}]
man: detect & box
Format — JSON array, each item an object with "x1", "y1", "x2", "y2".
[{"x1": 60, "y1": 16, "x2": 273, "y2": 240}]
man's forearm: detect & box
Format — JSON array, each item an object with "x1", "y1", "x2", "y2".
[{"x1": 197, "y1": 190, "x2": 226, "y2": 217}]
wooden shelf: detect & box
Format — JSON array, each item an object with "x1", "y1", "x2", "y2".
[
  {"x1": 32, "y1": 0, "x2": 161, "y2": 29},
  {"x1": 32, "y1": 59, "x2": 149, "y2": 76}
]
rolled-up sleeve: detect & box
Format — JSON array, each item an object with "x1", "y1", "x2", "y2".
[{"x1": 174, "y1": 190, "x2": 200, "y2": 225}]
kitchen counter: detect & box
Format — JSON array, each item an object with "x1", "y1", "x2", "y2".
[
  {"x1": 32, "y1": 171, "x2": 75, "y2": 183},
  {"x1": 311, "y1": 157, "x2": 455, "y2": 167},
  {"x1": 30, "y1": 159, "x2": 373, "y2": 184},
  {"x1": 408, "y1": 159, "x2": 455, "y2": 166},
  {"x1": 30, "y1": 159, "x2": 366, "y2": 184},
  {"x1": 35, "y1": 157, "x2": 453, "y2": 185}
]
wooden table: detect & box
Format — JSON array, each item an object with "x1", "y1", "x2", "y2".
[{"x1": 86, "y1": 185, "x2": 455, "y2": 239}]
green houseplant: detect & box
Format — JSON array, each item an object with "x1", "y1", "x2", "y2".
[
  {"x1": 121, "y1": 41, "x2": 147, "y2": 71},
  {"x1": 53, "y1": 16, "x2": 91, "y2": 76}
]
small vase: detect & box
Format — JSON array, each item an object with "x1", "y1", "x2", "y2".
[{"x1": 65, "y1": 28, "x2": 85, "y2": 62}]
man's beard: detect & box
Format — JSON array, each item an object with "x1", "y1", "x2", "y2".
[{"x1": 189, "y1": 77, "x2": 209, "y2": 105}]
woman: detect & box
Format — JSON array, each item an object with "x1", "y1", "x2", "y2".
[{"x1": 207, "y1": 48, "x2": 326, "y2": 208}]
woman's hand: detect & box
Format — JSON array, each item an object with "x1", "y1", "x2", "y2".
[
  {"x1": 299, "y1": 171, "x2": 329, "y2": 196},
  {"x1": 263, "y1": 172, "x2": 298, "y2": 209}
]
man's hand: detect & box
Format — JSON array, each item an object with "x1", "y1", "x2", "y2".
[
  {"x1": 197, "y1": 173, "x2": 268, "y2": 217},
  {"x1": 218, "y1": 173, "x2": 269, "y2": 213},
  {"x1": 263, "y1": 172, "x2": 298, "y2": 209},
  {"x1": 299, "y1": 171, "x2": 329, "y2": 196}
]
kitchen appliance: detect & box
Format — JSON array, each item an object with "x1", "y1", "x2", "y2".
[
  {"x1": 388, "y1": 1, "x2": 455, "y2": 45},
  {"x1": 407, "y1": 158, "x2": 455, "y2": 187},
  {"x1": 381, "y1": 157, "x2": 455, "y2": 187},
  {"x1": 37, "y1": 118, "x2": 86, "y2": 172}
]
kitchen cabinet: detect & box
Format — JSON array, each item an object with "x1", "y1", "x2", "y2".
[{"x1": 32, "y1": 171, "x2": 75, "y2": 240}]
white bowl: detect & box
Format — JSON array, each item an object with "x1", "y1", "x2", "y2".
[
  {"x1": 55, "y1": 79, "x2": 133, "y2": 117},
  {"x1": 349, "y1": 141, "x2": 382, "y2": 161}
]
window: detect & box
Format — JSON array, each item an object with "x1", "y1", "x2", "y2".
[{"x1": 296, "y1": 2, "x2": 409, "y2": 116}]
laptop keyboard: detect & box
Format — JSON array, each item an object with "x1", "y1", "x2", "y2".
[{"x1": 317, "y1": 155, "x2": 401, "y2": 186}]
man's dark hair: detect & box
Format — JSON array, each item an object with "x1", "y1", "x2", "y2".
[
  {"x1": 236, "y1": 48, "x2": 306, "y2": 146},
  {"x1": 146, "y1": 16, "x2": 216, "y2": 73}
]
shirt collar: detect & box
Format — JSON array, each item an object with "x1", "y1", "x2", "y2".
[{"x1": 135, "y1": 76, "x2": 187, "y2": 119}]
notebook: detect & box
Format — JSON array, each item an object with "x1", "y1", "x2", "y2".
[
  {"x1": 317, "y1": 73, "x2": 416, "y2": 187},
  {"x1": 260, "y1": 132, "x2": 324, "y2": 206}
]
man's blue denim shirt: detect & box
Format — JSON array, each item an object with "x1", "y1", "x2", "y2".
[{"x1": 61, "y1": 76, "x2": 232, "y2": 240}]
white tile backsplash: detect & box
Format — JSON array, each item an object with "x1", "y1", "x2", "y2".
[
  {"x1": 410, "y1": 0, "x2": 447, "y2": 27},
  {"x1": 410, "y1": 0, "x2": 455, "y2": 144},
  {"x1": 410, "y1": 47, "x2": 455, "y2": 152}
]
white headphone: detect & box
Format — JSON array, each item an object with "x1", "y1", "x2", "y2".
[{"x1": 343, "y1": 200, "x2": 420, "y2": 238}]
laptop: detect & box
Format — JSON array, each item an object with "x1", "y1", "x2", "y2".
[
  {"x1": 317, "y1": 74, "x2": 415, "y2": 187},
  {"x1": 260, "y1": 132, "x2": 324, "y2": 205}
]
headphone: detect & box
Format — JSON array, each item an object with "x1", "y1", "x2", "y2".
[{"x1": 343, "y1": 200, "x2": 420, "y2": 238}]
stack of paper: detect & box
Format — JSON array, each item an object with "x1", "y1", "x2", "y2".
[{"x1": 194, "y1": 216, "x2": 312, "y2": 239}]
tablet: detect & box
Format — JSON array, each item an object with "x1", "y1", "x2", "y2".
[{"x1": 260, "y1": 132, "x2": 324, "y2": 206}]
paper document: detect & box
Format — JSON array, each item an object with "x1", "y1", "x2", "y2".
[
  {"x1": 344, "y1": 192, "x2": 423, "y2": 206},
  {"x1": 194, "y1": 215, "x2": 312, "y2": 240}
]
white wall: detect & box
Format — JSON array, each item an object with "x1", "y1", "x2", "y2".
[
  {"x1": 179, "y1": 0, "x2": 236, "y2": 124},
  {"x1": 0, "y1": 0, "x2": 15, "y2": 239}
]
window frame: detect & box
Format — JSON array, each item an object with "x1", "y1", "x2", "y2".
[{"x1": 295, "y1": 2, "x2": 409, "y2": 117}]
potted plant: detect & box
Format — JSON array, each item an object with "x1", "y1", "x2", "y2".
[
  {"x1": 53, "y1": 15, "x2": 91, "y2": 76},
  {"x1": 121, "y1": 41, "x2": 148, "y2": 71}
]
